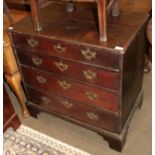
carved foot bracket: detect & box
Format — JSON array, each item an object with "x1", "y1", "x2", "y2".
[{"x1": 98, "y1": 125, "x2": 129, "y2": 152}]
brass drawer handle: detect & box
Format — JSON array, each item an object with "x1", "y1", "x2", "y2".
[
  {"x1": 41, "y1": 96, "x2": 51, "y2": 104},
  {"x1": 54, "y1": 61, "x2": 68, "y2": 72},
  {"x1": 58, "y1": 80, "x2": 71, "y2": 90},
  {"x1": 36, "y1": 76, "x2": 47, "y2": 83},
  {"x1": 32, "y1": 56, "x2": 42, "y2": 66},
  {"x1": 86, "y1": 91, "x2": 98, "y2": 100},
  {"x1": 83, "y1": 69, "x2": 96, "y2": 80},
  {"x1": 53, "y1": 43, "x2": 66, "y2": 53},
  {"x1": 81, "y1": 48, "x2": 96, "y2": 60},
  {"x1": 27, "y1": 38, "x2": 38, "y2": 47},
  {"x1": 86, "y1": 112, "x2": 99, "y2": 121},
  {"x1": 61, "y1": 100, "x2": 73, "y2": 108}
]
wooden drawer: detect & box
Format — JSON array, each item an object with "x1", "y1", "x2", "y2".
[
  {"x1": 26, "y1": 87, "x2": 119, "y2": 133},
  {"x1": 16, "y1": 49, "x2": 120, "y2": 90},
  {"x1": 11, "y1": 32, "x2": 120, "y2": 70},
  {"x1": 21, "y1": 66, "x2": 119, "y2": 112}
]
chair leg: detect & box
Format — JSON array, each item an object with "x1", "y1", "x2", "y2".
[
  {"x1": 144, "y1": 55, "x2": 151, "y2": 73},
  {"x1": 3, "y1": 1, "x2": 13, "y2": 24},
  {"x1": 97, "y1": 0, "x2": 107, "y2": 42},
  {"x1": 5, "y1": 72, "x2": 30, "y2": 118},
  {"x1": 29, "y1": 0, "x2": 42, "y2": 31},
  {"x1": 112, "y1": 0, "x2": 119, "y2": 17}
]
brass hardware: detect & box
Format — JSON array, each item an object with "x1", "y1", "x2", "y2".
[
  {"x1": 36, "y1": 76, "x2": 47, "y2": 83},
  {"x1": 86, "y1": 91, "x2": 98, "y2": 100},
  {"x1": 41, "y1": 96, "x2": 51, "y2": 104},
  {"x1": 54, "y1": 61, "x2": 68, "y2": 72},
  {"x1": 32, "y1": 56, "x2": 42, "y2": 66},
  {"x1": 81, "y1": 48, "x2": 96, "y2": 60},
  {"x1": 58, "y1": 80, "x2": 71, "y2": 90},
  {"x1": 53, "y1": 43, "x2": 66, "y2": 53},
  {"x1": 83, "y1": 69, "x2": 96, "y2": 80},
  {"x1": 27, "y1": 38, "x2": 38, "y2": 47},
  {"x1": 61, "y1": 100, "x2": 73, "y2": 108},
  {"x1": 86, "y1": 112, "x2": 99, "y2": 121}
]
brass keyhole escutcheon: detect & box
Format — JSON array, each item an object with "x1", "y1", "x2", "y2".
[
  {"x1": 86, "y1": 91, "x2": 98, "y2": 100},
  {"x1": 86, "y1": 112, "x2": 99, "y2": 121},
  {"x1": 32, "y1": 56, "x2": 42, "y2": 66},
  {"x1": 61, "y1": 100, "x2": 73, "y2": 108},
  {"x1": 54, "y1": 61, "x2": 68, "y2": 72},
  {"x1": 81, "y1": 48, "x2": 96, "y2": 60},
  {"x1": 41, "y1": 96, "x2": 51, "y2": 104},
  {"x1": 83, "y1": 69, "x2": 96, "y2": 80},
  {"x1": 36, "y1": 76, "x2": 47, "y2": 84},
  {"x1": 27, "y1": 37, "x2": 38, "y2": 47},
  {"x1": 53, "y1": 43, "x2": 66, "y2": 53},
  {"x1": 58, "y1": 80, "x2": 71, "y2": 90}
]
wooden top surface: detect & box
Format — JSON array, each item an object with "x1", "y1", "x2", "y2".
[
  {"x1": 4, "y1": 10, "x2": 28, "y2": 43},
  {"x1": 10, "y1": 2, "x2": 150, "y2": 51}
]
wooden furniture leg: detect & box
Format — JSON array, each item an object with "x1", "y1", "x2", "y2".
[
  {"x1": 97, "y1": 0, "x2": 107, "y2": 42},
  {"x1": 100, "y1": 130, "x2": 128, "y2": 152},
  {"x1": 144, "y1": 55, "x2": 151, "y2": 73},
  {"x1": 29, "y1": 0, "x2": 110, "y2": 42},
  {"x1": 29, "y1": 0, "x2": 42, "y2": 31},
  {"x1": 4, "y1": 7, "x2": 30, "y2": 118},
  {"x1": 3, "y1": 1, "x2": 13, "y2": 23},
  {"x1": 4, "y1": 34, "x2": 30, "y2": 118},
  {"x1": 144, "y1": 17, "x2": 152, "y2": 73},
  {"x1": 112, "y1": 0, "x2": 119, "y2": 17},
  {"x1": 5, "y1": 73, "x2": 30, "y2": 117}
]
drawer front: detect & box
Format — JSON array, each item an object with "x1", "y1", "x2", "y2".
[
  {"x1": 21, "y1": 66, "x2": 119, "y2": 112},
  {"x1": 11, "y1": 33, "x2": 120, "y2": 69},
  {"x1": 26, "y1": 87, "x2": 119, "y2": 133},
  {"x1": 16, "y1": 49, "x2": 120, "y2": 90}
]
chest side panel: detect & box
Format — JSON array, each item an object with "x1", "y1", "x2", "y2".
[{"x1": 121, "y1": 20, "x2": 148, "y2": 128}]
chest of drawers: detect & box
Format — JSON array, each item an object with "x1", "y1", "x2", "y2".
[{"x1": 9, "y1": 2, "x2": 149, "y2": 151}]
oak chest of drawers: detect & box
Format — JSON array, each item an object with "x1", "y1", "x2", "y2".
[{"x1": 9, "y1": 2, "x2": 149, "y2": 151}]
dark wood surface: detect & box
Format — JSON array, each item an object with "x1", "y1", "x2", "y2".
[
  {"x1": 9, "y1": 1, "x2": 151, "y2": 151},
  {"x1": 5, "y1": 0, "x2": 29, "y2": 4},
  {"x1": 5, "y1": 0, "x2": 30, "y2": 11},
  {"x1": 28, "y1": 0, "x2": 119, "y2": 41},
  {"x1": 15, "y1": 49, "x2": 120, "y2": 90},
  {"x1": 121, "y1": 22, "x2": 148, "y2": 127},
  {"x1": 10, "y1": 3, "x2": 149, "y2": 49},
  {"x1": 26, "y1": 87, "x2": 119, "y2": 133},
  {"x1": 21, "y1": 66, "x2": 119, "y2": 112},
  {"x1": 3, "y1": 85, "x2": 20, "y2": 132},
  {"x1": 12, "y1": 33, "x2": 121, "y2": 69}
]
